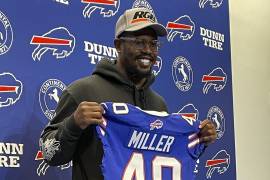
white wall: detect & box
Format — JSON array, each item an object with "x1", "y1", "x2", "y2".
[{"x1": 230, "y1": 0, "x2": 270, "y2": 179}]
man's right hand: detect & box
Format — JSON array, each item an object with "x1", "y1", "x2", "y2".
[{"x1": 73, "y1": 101, "x2": 104, "y2": 129}]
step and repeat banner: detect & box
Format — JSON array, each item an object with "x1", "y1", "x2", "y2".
[{"x1": 0, "y1": 0, "x2": 236, "y2": 179}]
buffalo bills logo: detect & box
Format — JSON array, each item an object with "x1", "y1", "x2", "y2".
[
  {"x1": 0, "y1": 10, "x2": 13, "y2": 55},
  {"x1": 172, "y1": 56, "x2": 193, "y2": 92},
  {"x1": 150, "y1": 119, "x2": 163, "y2": 130},
  {"x1": 199, "y1": 0, "x2": 223, "y2": 8},
  {"x1": 152, "y1": 56, "x2": 162, "y2": 76},
  {"x1": 178, "y1": 104, "x2": 199, "y2": 125},
  {"x1": 81, "y1": 0, "x2": 120, "y2": 18},
  {"x1": 202, "y1": 67, "x2": 227, "y2": 94},
  {"x1": 30, "y1": 27, "x2": 75, "y2": 61},
  {"x1": 206, "y1": 150, "x2": 230, "y2": 179},
  {"x1": 35, "y1": 150, "x2": 72, "y2": 176},
  {"x1": 207, "y1": 106, "x2": 225, "y2": 139},
  {"x1": 0, "y1": 72, "x2": 23, "y2": 108},
  {"x1": 35, "y1": 150, "x2": 50, "y2": 176},
  {"x1": 167, "y1": 15, "x2": 195, "y2": 42}
]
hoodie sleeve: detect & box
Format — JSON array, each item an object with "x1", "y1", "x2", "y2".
[{"x1": 39, "y1": 89, "x2": 83, "y2": 166}]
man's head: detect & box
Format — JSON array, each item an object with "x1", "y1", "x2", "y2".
[
  {"x1": 114, "y1": 8, "x2": 167, "y2": 82},
  {"x1": 115, "y1": 8, "x2": 167, "y2": 39}
]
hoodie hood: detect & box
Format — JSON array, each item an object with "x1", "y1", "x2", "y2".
[{"x1": 92, "y1": 58, "x2": 155, "y2": 89}]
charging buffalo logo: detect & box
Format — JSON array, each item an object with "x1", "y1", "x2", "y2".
[
  {"x1": 178, "y1": 104, "x2": 199, "y2": 126},
  {"x1": 81, "y1": 0, "x2": 120, "y2": 19},
  {"x1": 172, "y1": 56, "x2": 193, "y2": 92},
  {"x1": 207, "y1": 106, "x2": 225, "y2": 139},
  {"x1": 199, "y1": 0, "x2": 223, "y2": 8},
  {"x1": 30, "y1": 27, "x2": 75, "y2": 61},
  {"x1": 206, "y1": 150, "x2": 230, "y2": 179},
  {"x1": 0, "y1": 72, "x2": 23, "y2": 108},
  {"x1": 0, "y1": 11, "x2": 13, "y2": 55},
  {"x1": 152, "y1": 56, "x2": 162, "y2": 76},
  {"x1": 39, "y1": 79, "x2": 66, "y2": 120},
  {"x1": 150, "y1": 119, "x2": 163, "y2": 130},
  {"x1": 166, "y1": 15, "x2": 195, "y2": 42},
  {"x1": 35, "y1": 150, "x2": 72, "y2": 176},
  {"x1": 202, "y1": 67, "x2": 227, "y2": 94},
  {"x1": 35, "y1": 150, "x2": 50, "y2": 176}
]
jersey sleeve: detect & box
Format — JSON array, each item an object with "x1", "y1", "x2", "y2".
[{"x1": 187, "y1": 130, "x2": 206, "y2": 159}]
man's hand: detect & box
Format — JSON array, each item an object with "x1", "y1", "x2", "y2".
[
  {"x1": 74, "y1": 102, "x2": 104, "y2": 129},
  {"x1": 198, "y1": 119, "x2": 217, "y2": 146}
]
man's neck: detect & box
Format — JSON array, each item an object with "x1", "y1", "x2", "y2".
[{"x1": 132, "y1": 77, "x2": 147, "y2": 89}]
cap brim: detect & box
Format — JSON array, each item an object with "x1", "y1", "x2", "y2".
[{"x1": 125, "y1": 23, "x2": 168, "y2": 37}]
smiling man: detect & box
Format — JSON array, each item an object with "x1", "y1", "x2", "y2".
[
  {"x1": 39, "y1": 8, "x2": 217, "y2": 180},
  {"x1": 114, "y1": 8, "x2": 167, "y2": 88}
]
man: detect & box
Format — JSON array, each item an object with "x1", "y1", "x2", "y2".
[{"x1": 39, "y1": 8, "x2": 217, "y2": 180}]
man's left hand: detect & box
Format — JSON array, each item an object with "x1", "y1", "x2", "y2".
[{"x1": 198, "y1": 119, "x2": 217, "y2": 146}]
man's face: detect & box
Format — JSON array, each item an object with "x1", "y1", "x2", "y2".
[{"x1": 117, "y1": 28, "x2": 158, "y2": 79}]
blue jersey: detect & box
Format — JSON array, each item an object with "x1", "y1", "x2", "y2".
[{"x1": 96, "y1": 102, "x2": 205, "y2": 180}]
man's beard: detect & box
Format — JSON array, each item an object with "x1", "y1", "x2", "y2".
[{"x1": 125, "y1": 63, "x2": 153, "y2": 80}]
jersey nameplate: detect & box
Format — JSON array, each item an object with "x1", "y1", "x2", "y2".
[{"x1": 126, "y1": 129, "x2": 175, "y2": 153}]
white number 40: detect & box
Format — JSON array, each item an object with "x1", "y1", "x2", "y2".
[{"x1": 122, "y1": 152, "x2": 182, "y2": 180}]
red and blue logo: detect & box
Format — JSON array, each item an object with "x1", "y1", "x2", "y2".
[
  {"x1": 150, "y1": 119, "x2": 163, "y2": 130},
  {"x1": 0, "y1": 72, "x2": 23, "y2": 108},
  {"x1": 202, "y1": 67, "x2": 227, "y2": 94},
  {"x1": 30, "y1": 27, "x2": 75, "y2": 61},
  {"x1": 81, "y1": 0, "x2": 120, "y2": 18},
  {"x1": 35, "y1": 150, "x2": 72, "y2": 176},
  {"x1": 206, "y1": 150, "x2": 230, "y2": 179},
  {"x1": 178, "y1": 103, "x2": 199, "y2": 125},
  {"x1": 166, "y1": 15, "x2": 195, "y2": 42}
]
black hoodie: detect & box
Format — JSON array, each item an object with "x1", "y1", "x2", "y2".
[{"x1": 39, "y1": 59, "x2": 168, "y2": 180}]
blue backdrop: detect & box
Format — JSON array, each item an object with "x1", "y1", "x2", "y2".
[{"x1": 0, "y1": 0, "x2": 236, "y2": 179}]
